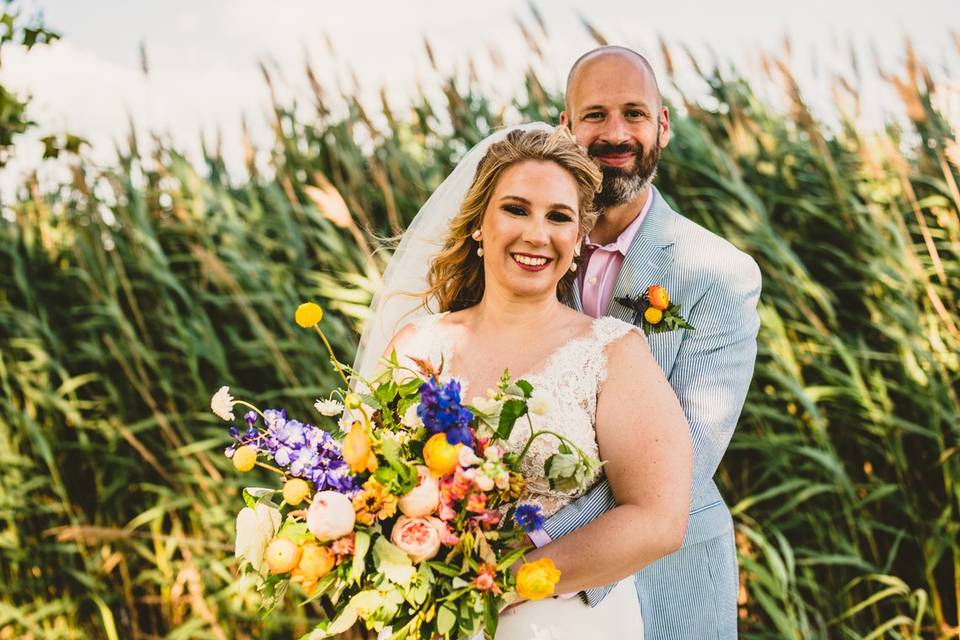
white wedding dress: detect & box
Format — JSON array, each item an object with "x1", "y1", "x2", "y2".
[{"x1": 396, "y1": 312, "x2": 645, "y2": 640}]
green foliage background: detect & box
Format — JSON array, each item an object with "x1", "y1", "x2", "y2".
[{"x1": 1, "y1": 10, "x2": 959, "y2": 640}]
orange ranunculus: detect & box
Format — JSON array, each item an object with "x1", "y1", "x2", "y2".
[
  {"x1": 644, "y1": 307, "x2": 663, "y2": 324},
  {"x1": 423, "y1": 432, "x2": 460, "y2": 477},
  {"x1": 291, "y1": 543, "x2": 336, "y2": 593},
  {"x1": 342, "y1": 425, "x2": 377, "y2": 473},
  {"x1": 646, "y1": 285, "x2": 669, "y2": 311},
  {"x1": 516, "y1": 557, "x2": 561, "y2": 600}
]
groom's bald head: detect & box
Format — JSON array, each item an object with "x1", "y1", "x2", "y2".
[{"x1": 564, "y1": 46, "x2": 662, "y2": 114}]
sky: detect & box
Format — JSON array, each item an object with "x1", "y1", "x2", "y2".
[{"x1": 2, "y1": 0, "x2": 958, "y2": 198}]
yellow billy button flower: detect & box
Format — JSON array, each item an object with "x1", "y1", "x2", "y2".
[
  {"x1": 233, "y1": 445, "x2": 258, "y2": 472},
  {"x1": 344, "y1": 393, "x2": 363, "y2": 410},
  {"x1": 644, "y1": 307, "x2": 663, "y2": 325},
  {"x1": 516, "y1": 557, "x2": 561, "y2": 600},
  {"x1": 343, "y1": 425, "x2": 378, "y2": 473},
  {"x1": 423, "y1": 432, "x2": 460, "y2": 477},
  {"x1": 295, "y1": 302, "x2": 324, "y2": 328},
  {"x1": 646, "y1": 284, "x2": 670, "y2": 311},
  {"x1": 282, "y1": 478, "x2": 311, "y2": 505}
]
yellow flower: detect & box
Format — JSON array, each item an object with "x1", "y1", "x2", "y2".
[
  {"x1": 423, "y1": 432, "x2": 460, "y2": 477},
  {"x1": 353, "y1": 478, "x2": 398, "y2": 525},
  {"x1": 295, "y1": 302, "x2": 324, "y2": 328},
  {"x1": 233, "y1": 445, "x2": 258, "y2": 472},
  {"x1": 644, "y1": 307, "x2": 663, "y2": 324},
  {"x1": 344, "y1": 393, "x2": 363, "y2": 410},
  {"x1": 343, "y1": 425, "x2": 378, "y2": 473},
  {"x1": 646, "y1": 284, "x2": 670, "y2": 311},
  {"x1": 282, "y1": 478, "x2": 311, "y2": 505},
  {"x1": 516, "y1": 557, "x2": 561, "y2": 600}
]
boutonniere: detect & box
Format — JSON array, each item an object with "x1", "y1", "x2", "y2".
[{"x1": 615, "y1": 285, "x2": 695, "y2": 335}]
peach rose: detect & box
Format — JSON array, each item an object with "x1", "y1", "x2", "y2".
[
  {"x1": 307, "y1": 490, "x2": 356, "y2": 541},
  {"x1": 390, "y1": 516, "x2": 443, "y2": 563},
  {"x1": 399, "y1": 466, "x2": 441, "y2": 517}
]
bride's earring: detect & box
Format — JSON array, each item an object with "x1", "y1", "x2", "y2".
[
  {"x1": 569, "y1": 248, "x2": 580, "y2": 272},
  {"x1": 472, "y1": 229, "x2": 484, "y2": 257}
]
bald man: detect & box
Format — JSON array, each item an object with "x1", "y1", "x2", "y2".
[{"x1": 537, "y1": 46, "x2": 761, "y2": 639}]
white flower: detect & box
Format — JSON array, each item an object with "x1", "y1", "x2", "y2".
[
  {"x1": 211, "y1": 386, "x2": 236, "y2": 421},
  {"x1": 528, "y1": 389, "x2": 553, "y2": 417},
  {"x1": 337, "y1": 416, "x2": 354, "y2": 434},
  {"x1": 474, "y1": 473, "x2": 495, "y2": 492},
  {"x1": 235, "y1": 502, "x2": 281, "y2": 573},
  {"x1": 314, "y1": 398, "x2": 344, "y2": 416},
  {"x1": 458, "y1": 446, "x2": 483, "y2": 468},
  {"x1": 402, "y1": 403, "x2": 422, "y2": 428}
]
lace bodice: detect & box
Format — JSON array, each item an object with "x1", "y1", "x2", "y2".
[{"x1": 399, "y1": 313, "x2": 639, "y2": 517}]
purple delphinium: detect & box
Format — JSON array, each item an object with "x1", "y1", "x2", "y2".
[
  {"x1": 418, "y1": 378, "x2": 474, "y2": 446},
  {"x1": 513, "y1": 503, "x2": 545, "y2": 533},
  {"x1": 225, "y1": 407, "x2": 357, "y2": 493}
]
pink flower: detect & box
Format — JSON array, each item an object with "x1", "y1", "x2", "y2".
[
  {"x1": 437, "y1": 493, "x2": 456, "y2": 521},
  {"x1": 438, "y1": 520, "x2": 460, "y2": 546},
  {"x1": 471, "y1": 509, "x2": 501, "y2": 528},
  {"x1": 331, "y1": 532, "x2": 356, "y2": 559},
  {"x1": 399, "y1": 466, "x2": 440, "y2": 517},
  {"x1": 391, "y1": 516, "x2": 443, "y2": 563},
  {"x1": 472, "y1": 564, "x2": 501, "y2": 594},
  {"x1": 306, "y1": 491, "x2": 356, "y2": 541},
  {"x1": 458, "y1": 446, "x2": 483, "y2": 468}
]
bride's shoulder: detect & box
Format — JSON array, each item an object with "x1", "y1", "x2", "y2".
[{"x1": 592, "y1": 315, "x2": 644, "y2": 347}]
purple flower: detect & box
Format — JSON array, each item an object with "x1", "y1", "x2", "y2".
[
  {"x1": 513, "y1": 504, "x2": 545, "y2": 533},
  {"x1": 418, "y1": 378, "x2": 474, "y2": 446}
]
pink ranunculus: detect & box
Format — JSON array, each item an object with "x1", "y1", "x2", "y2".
[
  {"x1": 391, "y1": 516, "x2": 443, "y2": 563},
  {"x1": 398, "y1": 466, "x2": 440, "y2": 517},
  {"x1": 307, "y1": 490, "x2": 356, "y2": 541}
]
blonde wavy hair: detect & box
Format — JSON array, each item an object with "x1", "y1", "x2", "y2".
[{"x1": 424, "y1": 127, "x2": 603, "y2": 312}]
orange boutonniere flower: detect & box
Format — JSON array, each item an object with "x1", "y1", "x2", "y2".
[{"x1": 616, "y1": 284, "x2": 695, "y2": 335}]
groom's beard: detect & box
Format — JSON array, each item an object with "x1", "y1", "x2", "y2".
[{"x1": 589, "y1": 130, "x2": 662, "y2": 209}]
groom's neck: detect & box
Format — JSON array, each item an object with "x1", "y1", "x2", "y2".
[{"x1": 589, "y1": 185, "x2": 651, "y2": 246}]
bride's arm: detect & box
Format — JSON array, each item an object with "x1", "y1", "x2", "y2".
[{"x1": 523, "y1": 330, "x2": 692, "y2": 593}]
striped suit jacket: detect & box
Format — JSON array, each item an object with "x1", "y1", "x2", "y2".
[{"x1": 546, "y1": 186, "x2": 761, "y2": 639}]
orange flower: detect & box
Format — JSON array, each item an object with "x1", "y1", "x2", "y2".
[
  {"x1": 423, "y1": 432, "x2": 460, "y2": 477},
  {"x1": 516, "y1": 557, "x2": 561, "y2": 600},
  {"x1": 353, "y1": 478, "x2": 398, "y2": 525},
  {"x1": 646, "y1": 285, "x2": 670, "y2": 311},
  {"x1": 292, "y1": 544, "x2": 335, "y2": 594},
  {"x1": 343, "y1": 425, "x2": 377, "y2": 473}
]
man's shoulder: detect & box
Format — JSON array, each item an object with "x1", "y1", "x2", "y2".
[{"x1": 661, "y1": 200, "x2": 760, "y2": 287}]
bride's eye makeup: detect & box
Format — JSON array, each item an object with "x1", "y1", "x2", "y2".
[
  {"x1": 502, "y1": 204, "x2": 527, "y2": 216},
  {"x1": 547, "y1": 210, "x2": 574, "y2": 223}
]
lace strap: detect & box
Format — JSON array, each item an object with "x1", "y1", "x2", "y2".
[{"x1": 592, "y1": 316, "x2": 639, "y2": 349}]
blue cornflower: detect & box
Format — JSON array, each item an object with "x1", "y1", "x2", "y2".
[
  {"x1": 418, "y1": 378, "x2": 474, "y2": 445},
  {"x1": 513, "y1": 504, "x2": 545, "y2": 533}
]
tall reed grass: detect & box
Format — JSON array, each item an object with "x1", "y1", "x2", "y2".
[{"x1": 1, "y1": 20, "x2": 958, "y2": 640}]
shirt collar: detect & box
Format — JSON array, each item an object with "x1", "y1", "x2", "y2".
[{"x1": 585, "y1": 188, "x2": 655, "y2": 255}]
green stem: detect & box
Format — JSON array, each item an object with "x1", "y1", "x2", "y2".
[
  {"x1": 314, "y1": 325, "x2": 350, "y2": 385},
  {"x1": 233, "y1": 399, "x2": 265, "y2": 419},
  {"x1": 515, "y1": 424, "x2": 577, "y2": 464}
]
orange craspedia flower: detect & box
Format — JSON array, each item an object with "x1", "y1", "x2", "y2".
[
  {"x1": 644, "y1": 307, "x2": 663, "y2": 324},
  {"x1": 423, "y1": 432, "x2": 460, "y2": 477},
  {"x1": 646, "y1": 285, "x2": 669, "y2": 311},
  {"x1": 295, "y1": 302, "x2": 324, "y2": 328},
  {"x1": 342, "y1": 425, "x2": 378, "y2": 473},
  {"x1": 516, "y1": 557, "x2": 561, "y2": 600}
]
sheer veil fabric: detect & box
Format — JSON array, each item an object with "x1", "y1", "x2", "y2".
[{"x1": 352, "y1": 122, "x2": 553, "y2": 379}]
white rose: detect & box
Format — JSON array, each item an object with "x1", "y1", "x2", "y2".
[
  {"x1": 307, "y1": 491, "x2": 357, "y2": 541},
  {"x1": 470, "y1": 396, "x2": 502, "y2": 417}
]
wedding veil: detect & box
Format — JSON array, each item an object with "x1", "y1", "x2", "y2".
[{"x1": 353, "y1": 121, "x2": 554, "y2": 379}]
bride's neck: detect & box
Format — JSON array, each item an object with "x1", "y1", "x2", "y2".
[{"x1": 470, "y1": 287, "x2": 565, "y2": 331}]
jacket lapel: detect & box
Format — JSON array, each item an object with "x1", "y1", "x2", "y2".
[{"x1": 605, "y1": 187, "x2": 676, "y2": 322}]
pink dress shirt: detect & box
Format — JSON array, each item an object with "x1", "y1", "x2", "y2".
[{"x1": 578, "y1": 191, "x2": 654, "y2": 318}]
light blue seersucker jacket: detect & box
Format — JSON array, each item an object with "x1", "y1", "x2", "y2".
[{"x1": 547, "y1": 186, "x2": 762, "y2": 639}]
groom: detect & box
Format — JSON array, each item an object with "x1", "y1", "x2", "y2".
[{"x1": 539, "y1": 46, "x2": 762, "y2": 638}]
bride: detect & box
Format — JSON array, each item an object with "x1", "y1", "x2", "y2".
[{"x1": 358, "y1": 125, "x2": 691, "y2": 639}]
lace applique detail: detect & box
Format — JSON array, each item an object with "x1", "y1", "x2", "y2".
[{"x1": 399, "y1": 313, "x2": 639, "y2": 517}]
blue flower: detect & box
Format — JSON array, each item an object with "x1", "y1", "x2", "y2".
[
  {"x1": 418, "y1": 378, "x2": 474, "y2": 446},
  {"x1": 513, "y1": 503, "x2": 545, "y2": 533}
]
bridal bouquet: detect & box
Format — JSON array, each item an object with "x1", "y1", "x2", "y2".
[{"x1": 211, "y1": 303, "x2": 602, "y2": 640}]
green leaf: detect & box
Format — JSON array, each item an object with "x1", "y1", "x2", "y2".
[
  {"x1": 436, "y1": 602, "x2": 457, "y2": 636},
  {"x1": 373, "y1": 536, "x2": 416, "y2": 587},
  {"x1": 350, "y1": 530, "x2": 371, "y2": 584},
  {"x1": 514, "y1": 379, "x2": 533, "y2": 398},
  {"x1": 496, "y1": 398, "x2": 527, "y2": 440},
  {"x1": 278, "y1": 519, "x2": 313, "y2": 545}
]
